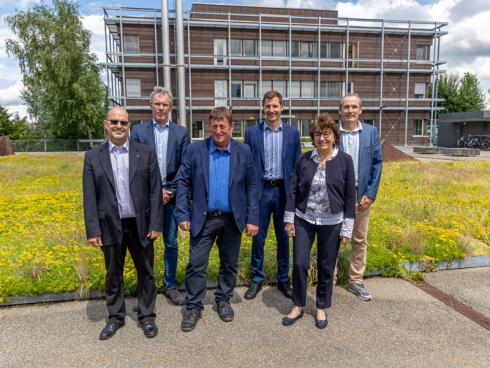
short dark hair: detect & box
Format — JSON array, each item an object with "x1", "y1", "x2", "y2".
[
  {"x1": 262, "y1": 90, "x2": 284, "y2": 106},
  {"x1": 209, "y1": 106, "x2": 233, "y2": 125},
  {"x1": 309, "y1": 113, "x2": 340, "y2": 146}
]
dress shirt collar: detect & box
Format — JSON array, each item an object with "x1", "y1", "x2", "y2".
[
  {"x1": 210, "y1": 138, "x2": 231, "y2": 153},
  {"x1": 152, "y1": 119, "x2": 170, "y2": 129},
  {"x1": 263, "y1": 121, "x2": 283, "y2": 132},
  {"x1": 311, "y1": 146, "x2": 339, "y2": 163},
  {"x1": 339, "y1": 120, "x2": 362, "y2": 133},
  {"x1": 108, "y1": 139, "x2": 129, "y2": 153}
]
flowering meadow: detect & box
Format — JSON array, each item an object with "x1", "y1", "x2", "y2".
[{"x1": 0, "y1": 153, "x2": 488, "y2": 301}]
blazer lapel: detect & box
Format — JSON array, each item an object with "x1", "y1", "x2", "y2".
[
  {"x1": 281, "y1": 122, "x2": 288, "y2": 161},
  {"x1": 166, "y1": 122, "x2": 175, "y2": 169},
  {"x1": 229, "y1": 139, "x2": 237, "y2": 189},
  {"x1": 98, "y1": 142, "x2": 116, "y2": 191},
  {"x1": 258, "y1": 122, "x2": 265, "y2": 168},
  {"x1": 201, "y1": 139, "x2": 210, "y2": 195},
  {"x1": 147, "y1": 121, "x2": 156, "y2": 149},
  {"x1": 129, "y1": 142, "x2": 140, "y2": 184}
]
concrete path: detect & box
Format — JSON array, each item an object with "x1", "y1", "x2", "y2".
[
  {"x1": 1, "y1": 269, "x2": 489, "y2": 368},
  {"x1": 394, "y1": 145, "x2": 490, "y2": 162}
]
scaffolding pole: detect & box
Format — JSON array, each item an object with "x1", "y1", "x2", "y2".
[{"x1": 175, "y1": 0, "x2": 186, "y2": 127}]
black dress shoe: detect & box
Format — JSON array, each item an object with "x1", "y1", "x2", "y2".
[
  {"x1": 282, "y1": 310, "x2": 304, "y2": 326},
  {"x1": 277, "y1": 282, "x2": 293, "y2": 299},
  {"x1": 164, "y1": 287, "x2": 186, "y2": 306},
  {"x1": 99, "y1": 321, "x2": 124, "y2": 340},
  {"x1": 216, "y1": 300, "x2": 234, "y2": 322},
  {"x1": 139, "y1": 321, "x2": 158, "y2": 338},
  {"x1": 181, "y1": 309, "x2": 202, "y2": 332},
  {"x1": 244, "y1": 282, "x2": 262, "y2": 300},
  {"x1": 315, "y1": 318, "x2": 328, "y2": 329}
]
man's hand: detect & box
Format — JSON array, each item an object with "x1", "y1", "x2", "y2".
[
  {"x1": 340, "y1": 236, "x2": 349, "y2": 244},
  {"x1": 179, "y1": 221, "x2": 190, "y2": 231},
  {"x1": 88, "y1": 236, "x2": 102, "y2": 247},
  {"x1": 285, "y1": 223, "x2": 295, "y2": 237},
  {"x1": 359, "y1": 195, "x2": 373, "y2": 212},
  {"x1": 147, "y1": 231, "x2": 161, "y2": 240},
  {"x1": 162, "y1": 189, "x2": 173, "y2": 205},
  {"x1": 245, "y1": 224, "x2": 258, "y2": 237}
]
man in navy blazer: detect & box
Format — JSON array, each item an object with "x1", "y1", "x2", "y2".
[
  {"x1": 175, "y1": 107, "x2": 259, "y2": 332},
  {"x1": 243, "y1": 91, "x2": 301, "y2": 300},
  {"x1": 83, "y1": 107, "x2": 163, "y2": 340},
  {"x1": 130, "y1": 87, "x2": 190, "y2": 305},
  {"x1": 337, "y1": 93, "x2": 382, "y2": 301}
]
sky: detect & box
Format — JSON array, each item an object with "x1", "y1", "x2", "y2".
[{"x1": 1, "y1": 0, "x2": 489, "y2": 119}]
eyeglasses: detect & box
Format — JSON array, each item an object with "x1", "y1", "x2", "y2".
[
  {"x1": 108, "y1": 120, "x2": 130, "y2": 127},
  {"x1": 313, "y1": 132, "x2": 332, "y2": 139}
]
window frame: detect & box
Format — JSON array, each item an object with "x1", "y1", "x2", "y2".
[{"x1": 125, "y1": 78, "x2": 141, "y2": 97}]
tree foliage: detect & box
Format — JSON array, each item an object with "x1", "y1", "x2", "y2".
[
  {"x1": 435, "y1": 72, "x2": 486, "y2": 114},
  {"x1": 0, "y1": 106, "x2": 32, "y2": 139},
  {"x1": 5, "y1": 0, "x2": 107, "y2": 139}
]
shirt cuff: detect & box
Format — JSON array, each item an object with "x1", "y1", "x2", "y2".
[
  {"x1": 340, "y1": 217, "x2": 354, "y2": 238},
  {"x1": 283, "y1": 211, "x2": 295, "y2": 224}
]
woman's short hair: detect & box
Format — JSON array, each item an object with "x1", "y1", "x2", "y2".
[{"x1": 309, "y1": 113, "x2": 340, "y2": 146}]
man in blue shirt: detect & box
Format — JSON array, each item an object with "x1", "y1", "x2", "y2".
[
  {"x1": 130, "y1": 87, "x2": 190, "y2": 305},
  {"x1": 244, "y1": 91, "x2": 301, "y2": 300},
  {"x1": 175, "y1": 107, "x2": 259, "y2": 332}
]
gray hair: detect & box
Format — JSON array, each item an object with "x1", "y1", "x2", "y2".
[
  {"x1": 150, "y1": 86, "x2": 174, "y2": 105},
  {"x1": 339, "y1": 93, "x2": 362, "y2": 109}
]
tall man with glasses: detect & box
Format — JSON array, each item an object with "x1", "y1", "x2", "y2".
[
  {"x1": 175, "y1": 107, "x2": 259, "y2": 332},
  {"x1": 243, "y1": 90, "x2": 301, "y2": 300},
  {"x1": 83, "y1": 107, "x2": 163, "y2": 340},
  {"x1": 336, "y1": 93, "x2": 382, "y2": 301},
  {"x1": 130, "y1": 87, "x2": 190, "y2": 305}
]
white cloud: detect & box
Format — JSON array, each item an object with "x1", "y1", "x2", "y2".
[
  {"x1": 0, "y1": 80, "x2": 23, "y2": 107},
  {"x1": 82, "y1": 14, "x2": 106, "y2": 63}
]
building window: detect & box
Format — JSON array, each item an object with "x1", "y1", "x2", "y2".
[
  {"x1": 243, "y1": 40, "x2": 256, "y2": 56},
  {"x1": 231, "y1": 81, "x2": 242, "y2": 98},
  {"x1": 301, "y1": 119, "x2": 311, "y2": 137},
  {"x1": 261, "y1": 80, "x2": 272, "y2": 96},
  {"x1": 244, "y1": 81, "x2": 257, "y2": 98},
  {"x1": 416, "y1": 45, "x2": 428, "y2": 60},
  {"x1": 232, "y1": 120, "x2": 243, "y2": 138},
  {"x1": 413, "y1": 119, "x2": 424, "y2": 136},
  {"x1": 273, "y1": 80, "x2": 287, "y2": 98},
  {"x1": 214, "y1": 39, "x2": 227, "y2": 65},
  {"x1": 123, "y1": 35, "x2": 139, "y2": 53},
  {"x1": 230, "y1": 39, "x2": 241, "y2": 56},
  {"x1": 301, "y1": 81, "x2": 314, "y2": 98},
  {"x1": 300, "y1": 42, "x2": 314, "y2": 58},
  {"x1": 414, "y1": 83, "x2": 426, "y2": 99},
  {"x1": 320, "y1": 81, "x2": 341, "y2": 99},
  {"x1": 215, "y1": 80, "x2": 227, "y2": 106},
  {"x1": 290, "y1": 81, "x2": 301, "y2": 98},
  {"x1": 291, "y1": 41, "x2": 300, "y2": 58},
  {"x1": 364, "y1": 119, "x2": 374, "y2": 126},
  {"x1": 261, "y1": 40, "x2": 272, "y2": 56},
  {"x1": 126, "y1": 79, "x2": 141, "y2": 97},
  {"x1": 192, "y1": 121, "x2": 204, "y2": 139},
  {"x1": 273, "y1": 40, "x2": 287, "y2": 57},
  {"x1": 320, "y1": 42, "x2": 342, "y2": 59},
  {"x1": 343, "y1": 82, "x2": 354, "y2": 94}
]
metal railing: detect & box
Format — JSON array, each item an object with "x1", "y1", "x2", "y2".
[{"x1": 10, "y1": 139, "x2": 105, "y2": 152}]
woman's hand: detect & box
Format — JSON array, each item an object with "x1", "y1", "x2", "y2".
[{"x1": 285, "y1": 223, "x2": 295, "y2": 237}]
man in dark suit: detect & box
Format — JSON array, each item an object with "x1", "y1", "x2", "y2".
[
  {"x1": 130, "y1": 87, "x2": 190, "y2": 305},
  {"x1": 243, "y1": 91, "x2": 301, "y2": 300},
  {"x1": 83, "y1": 107, "x2": 163, "y2": 340},
  {"x1": 175, "y1": 107, "x2": 259, "y2": 332},
  {"x1": 336, "y1": 93, "x2": 382, "y2": 301}
]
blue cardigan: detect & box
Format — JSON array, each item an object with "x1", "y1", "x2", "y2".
[{"x1": 285, "y1": 149, "x2": 356, "y2": 219}]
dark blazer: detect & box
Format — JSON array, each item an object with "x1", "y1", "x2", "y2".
[
  {"x1": 244, "y1": 121, "x2": 301, "y2": 197},
  {"x1": 130, "y1": 120, "x2": 190, "y2": 192},
  {"x1": 174, "y1": 138, "x2": 259, "y2": 237},
  {"x1": 286, "y1": 149, "x2": 356, "y2": 219},
  {"x1": 83, "y1": 141, "x2": 163, "y2": 247},
  {"x1": 339, "y1": 122, "x2": 382, "y2": 203}
]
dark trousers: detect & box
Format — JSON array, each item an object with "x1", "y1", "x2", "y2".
[
  {"x1": 251, "y1": 182, "x2": 290, "y2": 283},
  {"x1": 162, "y1": 203, "x2": 179, "y2": 289},
  {"x1": 185, "y1": 213, "x2": 242, "y2": 310},
  {"x1": 101, "y1": 218, "x2": 157, "y2": 324},
  {"x1": 292, "y1": 216, "x2": 342, "y2": 309}
]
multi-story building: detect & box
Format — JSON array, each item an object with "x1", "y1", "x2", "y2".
[{"x1": 103, "y1": 3, "x2": 447, "y2": 145}]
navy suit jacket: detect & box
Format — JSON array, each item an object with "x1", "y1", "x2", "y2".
[
  {"x1": 130, "y1": 120, "x2": 190, "y2": 192},
  {"x1": 244, "y1": 121, "x2": 301, "y2": 197},
  {"x1": 175, "y1": 138, "x2": 259, "y2": 238},
  {"x1": 339, "y1": 121, "x2": 383, "y2": 203},
  {"x1": 82, "y1": 141, "x2": 163, "y2": 247}
]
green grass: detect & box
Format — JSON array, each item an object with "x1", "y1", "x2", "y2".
[{"x1": 0, "y1": 154, "x2": 489, "y2": 301}]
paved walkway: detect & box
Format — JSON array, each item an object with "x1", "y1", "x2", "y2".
[{"x1": 1, "y1": 268, "x2": 489, "y2": 368}]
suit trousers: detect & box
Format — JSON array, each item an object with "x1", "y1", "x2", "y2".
[
  {"x1": 185, "y1": 213, "x2": 242, "y2": 310},
  {"x1": 292, "y1": 217, "x2": 341, "y2": 309},
  {"x1": 251, "y1": 182, "x2": 290, "y2": 283},
  {"x1": 101, "y1": 218, "x2": 157, "y2": 324}
]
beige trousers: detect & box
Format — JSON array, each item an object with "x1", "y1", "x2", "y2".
[{"x1": 334, "y1": 203, "x2": 371, "y2": 284}]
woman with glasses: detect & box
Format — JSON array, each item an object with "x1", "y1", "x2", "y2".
[{"x1": 282, "y1": 113, "x2": 356, "y2": 329}]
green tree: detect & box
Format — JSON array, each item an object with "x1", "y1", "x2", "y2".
[
  {"x1": 5, "y1": 0, "x2": 107, "y2": 139},
  {"x1": 0, "y1": 106, "x2": 31, "y2": 139},
  {"x1": 434, "y1": 72, "x2": 486, "y2": 113}
]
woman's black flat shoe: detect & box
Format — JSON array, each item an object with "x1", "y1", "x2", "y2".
[
  {"x1": 282, "y1": 310, "x2": 304, "y2": 326},
  {"x1": 315, "y1": 318, "x2": 328, "y2": 329}
]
